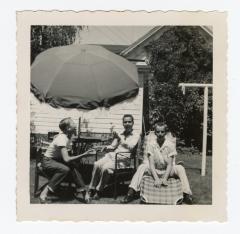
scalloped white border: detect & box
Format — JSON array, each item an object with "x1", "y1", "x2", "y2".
[{"x1": 16, "y1": 11, "x2": 227, "y2": 221}]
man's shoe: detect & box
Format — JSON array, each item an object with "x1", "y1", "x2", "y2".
[
  {"x1": 88, "y1": 189, "x2": 95, "y2": 197},
  {"x1": 183, "y1": 193, "x2": 193, "y2": 205},
  {"x1": 84, "y1": 191, "x2": 92, "y2": 203},
  {"x1": 120, "y1": 194, "x2": 135, "y2": 204}
]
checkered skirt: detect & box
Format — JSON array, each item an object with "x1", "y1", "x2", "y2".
[{"x1": 140, "y1": 176, "x2": 183, "y2": 204}]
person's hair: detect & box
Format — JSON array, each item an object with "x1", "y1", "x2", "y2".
[
  {"x1": 59, "y1": 117, "x2": 72, "y2": 133},
  {"x1": 122, "y1": 114, "x2": 134, "y2": 123},
  {"x1": 154, "y1": 121, "x2": 169, "y2": 132},
  {"x1": 150, "y1": 113, "x2": 165, "y2": 129}
]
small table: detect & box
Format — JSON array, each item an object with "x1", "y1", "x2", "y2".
[{"x1": 72, "y1": 135, "x2": 111, "y2": 155}]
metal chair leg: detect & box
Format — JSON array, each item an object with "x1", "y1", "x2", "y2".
[
  {"x1": 114, "y1": 175, "x2": 118, "y2": 199},
  {"x1": 34, "y1": 169, "x2": 39, "y2": 197}
]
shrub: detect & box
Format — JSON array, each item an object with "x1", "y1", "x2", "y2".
[{"x1": 146, "y1": 26, "x2": 212, "y2": 149}]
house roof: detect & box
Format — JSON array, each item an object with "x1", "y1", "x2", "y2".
[
  {"x1": 78, "y1": 26, "x2": 153, "y2": 46},
  {"x1": 98, "y1": 44, "x2": 129, "y2": 55},
  {"x1": 120, "y1": 26, "x2": 163, "y2": 57},
  {"x1": 76, "y1": 26, "x2": 213, "y2": 60},
  {"x1": 120, "y1": 26, "x2": 213, "y2": 57}
]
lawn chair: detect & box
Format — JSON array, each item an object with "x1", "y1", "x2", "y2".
[
  {"x1": 33, "y1": 145, "x2": 49, "y2": 197},
  {"x1": 95, "y1": 135, "x2": 142, "y2": 199},
  {"x1": 33, "y1": 142, "x2": 73, "y2": 198}
]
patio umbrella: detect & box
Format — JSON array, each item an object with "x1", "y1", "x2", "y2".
[{"x1": 31, "y1": 44, "x2": 139, "y2": 110}]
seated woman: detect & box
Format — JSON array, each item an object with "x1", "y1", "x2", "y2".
[
  {"x1": 147, "y1": 121, "x2": 193, "y2": 204},
  {"x1": 39, "y1": 117, "x2": 92, "y2": 203},
  {"x1": 122, "y1": 121, "x2": 193, "y2": 204}
]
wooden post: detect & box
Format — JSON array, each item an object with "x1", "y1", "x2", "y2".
[
  {"x1": 179, "y1": 83, "x2": 212, "y2": 176},
  {"x1": 201, "y1": 87, "x2": 208, "y2": 176}
]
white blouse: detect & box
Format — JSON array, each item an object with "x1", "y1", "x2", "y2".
[{"x1": 146, "y1": 132, "x2": 177, "y2": 170}]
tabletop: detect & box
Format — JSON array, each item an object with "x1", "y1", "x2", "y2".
[
  {"x1": 72, "y1": 135, "x2": 112, "y2": 155},
  {"x1": 72, "y1": 135, "x2": 110, "y2": 143}
]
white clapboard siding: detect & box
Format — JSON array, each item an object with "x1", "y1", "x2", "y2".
[{"x1": 30, "y1": 88, "x2": 143, "y2": 135}]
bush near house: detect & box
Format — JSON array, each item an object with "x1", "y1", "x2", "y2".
[{"x1": 146, "y1": 26, "x2": 213, "y2": 150}]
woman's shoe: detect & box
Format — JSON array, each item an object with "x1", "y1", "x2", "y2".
[
  {"x1": 176, "y1": 198, "x2": 183, "y2": 205},
  {"x1": 74, "y1": 191, "x2": 85, "y2": 200},
  {"x1": 85, "y1": 190, "x2": 94, "y2": 203},
  {"x1": 39, "y1": 197, "x2": 51, "y2": 204},
  {"x1": 92, "y1": 191, "x2": 101, "y2": 200},
  {"x1": 39, "y1": 185, "x2": 50, "y2": 204},
  {"x1": 176, "y1": 161, "x2": 184, "y2": 166}
]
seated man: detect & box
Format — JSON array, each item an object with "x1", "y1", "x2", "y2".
[
  {"x1": 85, "y1": 114, "x2": 139, "y2": 201},
  {"x1": 120, "y1": 130, "x2": 156, "y2": 203},
  {"x1": 121, "y1": 121, "x2": 193, "y2": 204}
]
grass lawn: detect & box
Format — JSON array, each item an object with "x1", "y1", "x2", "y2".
[
  {"x1": 30, "y1": 151, "x2": 212, "y2": 205},
  {"x1": 177, "y1": 152, "x2": 212, "y2": 204}
]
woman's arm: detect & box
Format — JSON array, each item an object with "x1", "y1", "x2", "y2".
[
  {"x1": 121, "y1": 133, "x2": 139, "y2": 151},
  {"x1": 148, "y1": 153, "x2": 162, "y2": 188},
  {"x1": 105, "y1": 138, "x2": 119, "y2": 150},
  {"x1": 61, "y1": 147, "x2": 92, "y2": 163},
  {"x1": 161, "y1": 156, "x2": 174, "y2": 186}
]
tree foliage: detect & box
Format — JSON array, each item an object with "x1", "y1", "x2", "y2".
[
  {"x1": 146, "y1": 26, "x2": 212, "y2": 149},
  {"x1": 31, "y1": 25, "x2": 82, "y2": 64}
]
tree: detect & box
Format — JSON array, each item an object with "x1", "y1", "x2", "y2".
[
  {"x1": 146, "y1": 26, "x2": 212, "y2": 149},
  {"x1": 31, "y1": 25, "x2": 83, "y2": 64}
]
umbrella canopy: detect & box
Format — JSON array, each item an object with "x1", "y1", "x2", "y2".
[{"x1": 31, "y1": 44, "x2": 139, "y2": 109}]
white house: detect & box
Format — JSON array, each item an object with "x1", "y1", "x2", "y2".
[
  {"x1": 30, "y1": 26, "x2": 153, "y2": 137},
  {"x1": 30, "y1": 26, "x2": 212, "y2": 137}
]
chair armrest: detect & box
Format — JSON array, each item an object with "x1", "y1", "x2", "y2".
[
  {"x1": 115, "y1": 151, "x2": 132, "y2": 170},
  {"x1": 115, "y1": 151, "x2": 131, "y2": 158}
]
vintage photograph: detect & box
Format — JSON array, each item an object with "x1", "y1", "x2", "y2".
[
  {"x1": 30, "y1": 25, "x2": 212, "y2": 205},
  {"x1": 17, "y1": 11, "x2": 227, "y2": 221}
]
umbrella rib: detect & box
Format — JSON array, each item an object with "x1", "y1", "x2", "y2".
[
  {"x1": 86, "y1": 51, "x2": 138, "y2": 83},
  {"x1": 89, "y1": 64, "x2": 102, "y2": 100}
]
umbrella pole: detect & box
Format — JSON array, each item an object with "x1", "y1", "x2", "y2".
[
  {"x1": 142, "y1": 117, "x2": 146, "y2": 137},
  {"x1": 77, "y1": 117, "x2": 81, "y2": 154}
]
